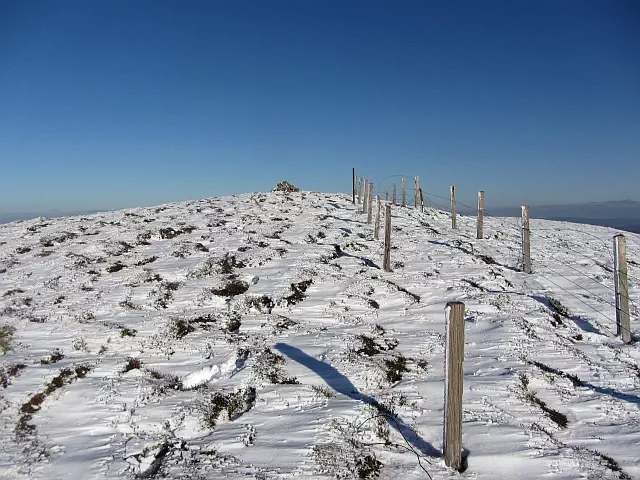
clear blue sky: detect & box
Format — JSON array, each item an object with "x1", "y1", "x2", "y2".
[{"x1": 1, "y1": 0, "x2": 638, "y2": 212}]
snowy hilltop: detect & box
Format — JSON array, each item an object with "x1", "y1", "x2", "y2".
[{"x1": 0, "y1": 190, "x2": 639, "y2": 479}]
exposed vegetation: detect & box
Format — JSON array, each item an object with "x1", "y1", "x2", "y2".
[
  {"x1": 200, "y1": 387, "x2": 257, "y2": 429},
  {"x1": 211, "y1": 279, "x2": 249, "y2": 297},
  {"x1": 383, "y1": 354, "x2": 409, "y2": 383},
  {"x1": 282, "y1": 279, "x2": 313, "y2": 306},
  {"x1": 122, "y1": 357, "x2": 142, "y2": 373},
  {"x1": 1, "y1": 326, "x2": 15, "y2": 354},
  {"x1": 254, "y1": 347, "x2": 298, "y2": 384},
  {"x1": 167, "y1": 317, "x2": 195, "y2": 339}
]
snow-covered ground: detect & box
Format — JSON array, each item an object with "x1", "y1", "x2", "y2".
[{"x1": 0, "y1": 190, "x2": 638, "y2": 480}]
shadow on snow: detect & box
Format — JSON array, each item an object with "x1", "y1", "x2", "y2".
[{"x1": 274, "y1": 343, "x2": 441, "y2": 458}]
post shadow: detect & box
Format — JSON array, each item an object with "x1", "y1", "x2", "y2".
[
  {"x1": 474, "y1": 290, "x2": 606, "y2": 336},
  {"x1": 274, "y1": 343, "x2": 441, "y2": 458},
  {"x1": 529, "y1": 295, "x2": 606, "y2": 335},
  {"x1": 325, "y1": 243, "x2": 380, "y2": 269}
]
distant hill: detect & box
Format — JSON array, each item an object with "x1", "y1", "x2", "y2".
[
  {"x1": 0, "y1": 210, "x2": 108, "y2": 224},
  {"x1": 478, "y1": 200, "x2": 640, "y2": 234}
]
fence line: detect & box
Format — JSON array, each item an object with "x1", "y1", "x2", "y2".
[
  {"x1": 393, "y1": 187, "x2": 627, "y2": 278},
  {"x1": 368, "y1": 188, "x2": 627, "y2": 278},
  {"x1": 355, "y1": 171, "x2": 637, "y2": 342}
]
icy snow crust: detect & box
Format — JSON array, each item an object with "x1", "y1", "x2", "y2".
[{"x1": 0, "y1": 191, "x2": 639, "y2": 479}]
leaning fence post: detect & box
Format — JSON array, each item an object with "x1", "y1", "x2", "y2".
[
  {"x1": 450, "y1": 185, "x2": 457, "y2": 229},
  {"x1": 367, "y1": 183, "x2": 374, "y2": 224},
  {"x1": 614, "y1": 234, "x2": 632, "y2": 344},
  {"x1": 402, "y1": 178, "x2": 407, "y2": 207},
  {"x1": 521, "y1": 205, "x2": 531, "y2": 273},
  {"x1": 444, "y1": 301, "x2": 465, "y2": 471},
  {"x1": 383, "y1": 205, "x2": 391, "y2": 271},
  {"x1": 374, "y1": 196, "x2": 381, "y2": 240},
  {"x1": 419, "y1": 187, "x2": 425, "y2": 213},
  {"x1": 393, "y1": 184, "x2": 397, "y2": 206},
  {"x1": 414, "y1": 176, "x2": 420, "y2": 208},
  {"x1": 477, "y1": 191, "x2": 484, "y2": 239}
]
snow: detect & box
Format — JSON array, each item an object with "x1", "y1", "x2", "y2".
[{"x1": 0, "y1": 190, "x2": 639, "y2": 479}]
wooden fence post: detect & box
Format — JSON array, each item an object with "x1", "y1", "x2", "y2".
[
  {"x1": 374, "y1": 196, "x2": 381, "y2": 240},
  {"x1": 367, "y1": 183, "x2": 374, "y2": 224},
  {"x1": 402, "y1": 178, "x2": 407, "y2": 207},
  {"x1": 354, "y1": 176, "x2": 358, "y2": 203},
  {"x1": 393, "y1": 184, "x2": 397, "y2": 206},
  {"x1": 357, "y1": 178, "x2": 361, "y2": 204},
  {"x1": 521, "y1": 205, "x2": 531, "y2": 273},
  {"x1": 450, "y1": 185, "x2": 457, "y2": 229},
  {"x1": 477, "y1": 191, "x2": 484, "y2": 239},
  {"x1": 414, "y1": 176, "x2": 420, "y2": 208},
  {"x1": 352, "y1": 168, "x2": 356, "y2": 204},
  {"x1": 614, "y1": 234, "x2": 632, "y2": 344},
  {"x1": 444, "y1": 301, "x2": 465, "y2": 471},
  {"x1": 385, "y1": 190, "x2": 389, "y2": 205},
  {"x1": 419, "y1": 187, "x2": 424, "y2": 213},
  {"x1": 362, "y1": 180, "x2": 369, "y2": 214},
  {"x1": 383, "y1": 205, "x2": 391, "y2": 271}
]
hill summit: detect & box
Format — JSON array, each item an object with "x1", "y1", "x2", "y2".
[{"x1": 0, "y1": 190, "x2": 638, "y2": 479}]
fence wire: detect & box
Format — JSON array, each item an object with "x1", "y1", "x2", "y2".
[{"x1": 354, "y1": 174, "x2": 638, "y2": 340}]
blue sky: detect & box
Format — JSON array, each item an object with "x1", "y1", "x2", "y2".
[{"x1": 1, "y1": 1, "x2": 638, "y2": 212}]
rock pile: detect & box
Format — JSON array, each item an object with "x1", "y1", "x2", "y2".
[{"x1": 272, "y1": 181, "x2": 300, "y2": 193}]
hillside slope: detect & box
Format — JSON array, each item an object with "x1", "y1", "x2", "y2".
[{"x1": 0, "y1": 191, "x2": 639, "y2": 480}]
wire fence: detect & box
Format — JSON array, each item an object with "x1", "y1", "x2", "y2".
[{"x1": 352, "y1": 174, "x2": 638, "y2": 341}]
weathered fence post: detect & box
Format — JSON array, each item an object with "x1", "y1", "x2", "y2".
[
  {"x1": 374, "y1": 196, "x2": 381, "y2": 240},
  {"x1": 355, "y1": 176, "x2": 358, "y2": 203},
  {"x1": 521, "y1": 205, "x2": 531, "y2": 273},
  {"x1": 385, "y1": 190, "x2": 389, "y2": 205},
  {"x1": 367, "y1": 183, "x2": 374, "y2": 224},
  {"x1": 444, "y1": 301, "x2": 465, "y2": 471},
  {"x1": 352, "y1": 168, "x2": 356, "y2": 204},
  {"x1": 614, "y1": 234, "x2": 632, "y2": 344},
  {"x1": 362, "y1": 180, "x2": 369, "y2": 214},
  {"x1": 357, "y1": 178, "x2": 362, "y2": 204},
  {"x1": 477, "y1": 191, "x2": 484, "y2": 239},
  {"x1": 402, "y1": 178, "x2": 407, "y2": 207},
  {"x1": 450, "y1": 185, "x2": 457, "y2": 229},
  {"x1": 414, "y1": 176, "x2": 420, "y2": 208},
  {"x1": 393, "y1": 184, "x2": 397, "y2": 206},
  {"x1": 419, "y1": 187, "x2": 425, "y2": 213},
  {"x1": 383, "y1": 205, "x2": 391, "y2": 271}
]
